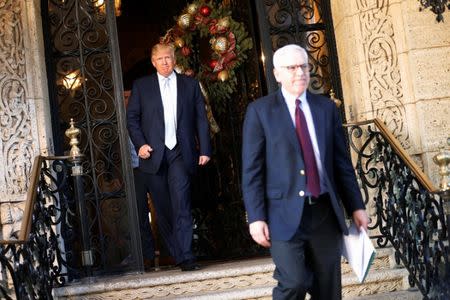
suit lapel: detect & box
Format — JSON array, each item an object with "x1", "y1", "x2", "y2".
[
  {"x1": 306, "y1": 91, "x2": 326, "y2": 162},
  {"x1": 153, "y1": 75, "x2": 164, "y2": 119},
  {"x1": 274, "y1": 91, "x2": 301, "y2": 153},
  {"x1": 150, "y1": 75, "x2": 165, "y2": 140},
  {"x1": 175, "y1": 73, "x2": 183, "y2": 122}
]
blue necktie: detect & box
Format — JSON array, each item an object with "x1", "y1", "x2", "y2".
[{"x1": 295, "y1": 99, "x2": 320, "y2": 197}]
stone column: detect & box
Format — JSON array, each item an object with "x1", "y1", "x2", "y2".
[
  {"x1": 0, "y1": 0, "x2": 53, "y2": 239},
  {"x1": 331, "y1": 0, "x2": 450, "y2": 186}
]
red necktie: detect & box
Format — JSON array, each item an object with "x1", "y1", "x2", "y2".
[{"x1": 295, "y1": 99, "x2": 321, "y2": 197}]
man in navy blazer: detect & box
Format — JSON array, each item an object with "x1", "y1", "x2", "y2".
[
  {"x1": 242, "y1": 44, "x2": 369, "y2": 299},
  {"x1": 127, "y1": 43, "x2": 211, "y2": 271}
]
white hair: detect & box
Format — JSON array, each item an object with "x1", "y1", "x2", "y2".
[{"x1": 273, "y1": 44, "x2": 308, "y2": 69}]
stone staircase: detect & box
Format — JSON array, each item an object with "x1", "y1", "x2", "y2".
[{"x1": 53, "y1": 247, "x2": 423, "y2": 299}]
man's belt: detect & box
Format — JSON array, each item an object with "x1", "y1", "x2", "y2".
[{"x1": 305, "y1": 193, "x2": 330, "y2": 205}]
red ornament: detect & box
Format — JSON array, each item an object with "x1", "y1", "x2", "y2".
[
  {"x1": 209, "y1": 59, "x2": 218, "y2": 69},
  {"x1": 181, "y1": 46, "x2": 191, "y2": 56},
  {"x1": 199, "y1": 5, "x2": 211, "y2": 17},
  {"x1": 209, "y1": 23, "x2": 217, "y2": 34}
]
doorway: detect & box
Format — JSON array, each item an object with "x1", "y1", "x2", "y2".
[
  {"x1": 116, "y1": 0, "x2": 267, "y2": 263},
  {"x1": 41, "y1": 0, "x2": 343, "y2": 277},
  {"x1": 41, "y1": 0, "x2": 265, "y2": 278}
]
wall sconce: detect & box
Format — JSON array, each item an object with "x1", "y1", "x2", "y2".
[
  {"x1": 419, "y1": 0, "x2": 449, "y2": 22},
  {"x1": 94, "y1": 0, "x2": 122, "y2": 16}
]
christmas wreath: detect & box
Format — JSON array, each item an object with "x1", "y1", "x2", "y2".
[{"x1": 160, "y1": 0, "x2": 253, "y2": 111}]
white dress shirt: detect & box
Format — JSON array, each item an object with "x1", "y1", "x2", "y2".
[
  {"x1": 282, "y1": 88, "x2": 327, "y2": 195},
  {"x1": 158, "y1": 72, "x2": 177, "y2": 149}
]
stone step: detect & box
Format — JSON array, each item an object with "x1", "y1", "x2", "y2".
[
  {"x1": 154, "y1": 269, "x2": 412, "y2": 300},
  {"x1": 342, "y1": 246, "x2": 394, "y2": 275},
  {"x1": 342, "y1": 268, "x2": 410, "y2": 298},
  {"x1": 243, "y1": 287, "x2": 422, "y2": 300},
  {"x1": 53, "y1": 258, "x2": 275, "y2": 300},
  {"x1": 164, "y1": 285, "x2": 273, "y2": 300},
  {"x1": 345, "y1": 288, "x2": 423, "y2": 300},
  {"x1": 54, "y1": 248, "x2": 414, "y2": 300}
]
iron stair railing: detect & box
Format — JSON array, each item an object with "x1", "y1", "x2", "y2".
[
  {"x1": 345, "y1": 118, "x2": 450, "y2": 299},
  {"x1": 0, "y1": 120, "x2": 91, "y2": 299},
  {"x1": 0, "y1": 155, "x2": 81, "y2": 299}
]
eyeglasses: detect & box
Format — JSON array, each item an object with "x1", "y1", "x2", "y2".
[{"x1": 279, "y1": 64, "x2": 309, "y2": 73}]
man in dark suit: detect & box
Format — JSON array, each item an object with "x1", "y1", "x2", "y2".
[
  {"x1": 127, "y1": 43, "x2": 211, "y2": 271},
  {"x1": 241, "y1": 44, "x2": 369, "y2": 299}
]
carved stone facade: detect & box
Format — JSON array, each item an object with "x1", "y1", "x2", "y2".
[
  {"x1": 332, "y1": 0, "x2": 450, "y2": 186},
  {"x1": 0, "y1": 0, "x2": 52, "y2": 239}
]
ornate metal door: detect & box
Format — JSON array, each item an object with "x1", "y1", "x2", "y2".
[
  {"x1": 254, "y1": 0, "x2": 343, "y2": 99},
  {"x1": 41, "y1": 0, "x2": 142, "y2": 275}
]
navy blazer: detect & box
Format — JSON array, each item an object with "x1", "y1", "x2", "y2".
[
  {"x1": 127, "y1": 73, "x2": 211, "y2": 175},
  {"x1": 242, "y1": 90, "x2": 365, "y2": 241}
]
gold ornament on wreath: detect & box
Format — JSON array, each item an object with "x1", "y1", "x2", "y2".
[
  {"x1": 177, "y1": 14, "x2": 193, "y2": 29},
  {"x1": 161, "y1": 0, "x2": 253, "y2": 112},
  {"x1": 212, "y1": 36, "x2": 229, "y2": 54}
]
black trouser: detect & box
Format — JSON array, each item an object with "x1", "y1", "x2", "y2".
[
  {"x1": 141, "y1": 145, "x2": 194, "y2": 264},
  {"x1": 270, "y1": 193, "x2": 343, "y2": 300},
  {"x1": 133, "y1": 168, "x2": 155, "y2": 260}
]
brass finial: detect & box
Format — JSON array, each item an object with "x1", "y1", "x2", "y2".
[
  {"x1": 433, "y1": 139, "x2": 450, "y2": 192},
  {"x1": 65, "y1": 118, "x2": 82, "y2": 158},
  {"x1": 329, "y1": 89, "x2": 342, "y2": 107}
]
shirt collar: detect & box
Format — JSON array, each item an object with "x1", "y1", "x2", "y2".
[
  {"x1": 157, "y1": 71, "x2": 176, "y2": 82},
  {"x1": 281, "y1": 87, "x2": 308, "y2": 106}
]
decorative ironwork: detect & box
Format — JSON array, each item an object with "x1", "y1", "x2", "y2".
[
  {"x1": 43, "y1": 0, "x2": 140, "y2": 274},
  {"x1": 0, "y1": 156, "x2": 83, "y2": 299},
  {"x1": 255, "y1": 0, "x2": 342, "y2": 99},
  {"x1": 430, "y1": 139, "x2": 450, "y2": 299},
  {"x1": 419, "y1": 0, "x2": 450, "y2": 22},
  {"x1": 345, "y1": 120, "x2": 450, "y2": 299}
]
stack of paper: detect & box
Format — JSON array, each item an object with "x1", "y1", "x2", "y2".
[{"x1": 342, "y1": 223, "x2": 376, "y2": 283}]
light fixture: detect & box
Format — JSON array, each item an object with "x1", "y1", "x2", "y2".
[
  {"x1": 62, "y1": 70, "x2": 83, "y2": 91},
  {"x1": 419, "y1": 0, "x2": 450, "y2": 22},
  {"x1": 94, "y1": 0, "x2": 104, "y2": 7},
  {"x1": 94, "y1": 0, "x2": 122, "y2": 16}
]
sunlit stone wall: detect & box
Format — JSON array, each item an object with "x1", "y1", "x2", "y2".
[{"x1": 332, "y1": 0, "x2": 450, "y2": 187}]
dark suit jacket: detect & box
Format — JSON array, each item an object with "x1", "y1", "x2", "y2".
[
  {"x1": 242, "y1": 90, "x2": 365, "y2": 241},
  {"x1": 127, "y1": 73, "x2": 211, "y2": 175}
]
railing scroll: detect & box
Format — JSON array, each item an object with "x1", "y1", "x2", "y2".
[
  {"x1": 345, "y1": 118, "x2": 449, "y2": 299},
  {"x1": 0, "y1": 155, "x2": 74, "y2": 299},
  {"x1": 0, "y1": 119, "x2": 89, "y2": 299}
]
